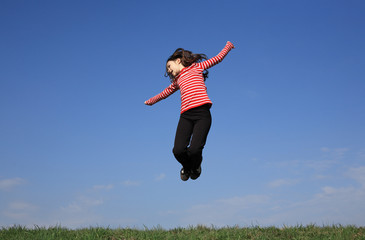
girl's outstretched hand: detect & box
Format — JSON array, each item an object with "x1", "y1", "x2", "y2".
[{"x1": 227, "y1": 41, "x2": 235, "y2": 48}]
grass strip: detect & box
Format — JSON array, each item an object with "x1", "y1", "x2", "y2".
[{"x1": 1, "y1": 224, "x2": 364, "y2": 240}]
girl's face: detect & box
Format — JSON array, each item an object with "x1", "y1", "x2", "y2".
[{"x1": 166, "y1": 59, "x2": 183, "y2": 77}]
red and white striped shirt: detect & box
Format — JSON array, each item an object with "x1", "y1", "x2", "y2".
[{"x1": 145, "y1": 41, "x2": 234, "y2": 114}]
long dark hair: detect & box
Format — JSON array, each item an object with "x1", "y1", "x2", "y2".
[{"x1": 165, "y1": 48, "x2": 209, "y2": 81}]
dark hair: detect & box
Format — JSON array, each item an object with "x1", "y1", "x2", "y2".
[{"x1": 165, "y1": 48, "x2": 209, "y2": 81}]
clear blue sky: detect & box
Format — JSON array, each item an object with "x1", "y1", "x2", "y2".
[{"x1": 1, "y1": 0, "x2": 365, "y2": 229}]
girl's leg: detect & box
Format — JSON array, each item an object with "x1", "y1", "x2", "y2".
[
  {"x1": 172, "y1": 115, "x2": 194, "y2": 171},
  {"x1": 188, "y1": 107, "x2": 212, "y2": 170}
]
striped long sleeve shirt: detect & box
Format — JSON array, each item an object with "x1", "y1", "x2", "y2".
[{"x1": 145, "y1": 41, "x2": 234, "y2": 114}]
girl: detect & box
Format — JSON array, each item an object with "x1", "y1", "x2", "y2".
[{"x1": 145, "y1": 41, "x2": 235, "y2": 181}]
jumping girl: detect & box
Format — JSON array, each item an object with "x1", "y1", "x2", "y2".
[{"x1": 144, "y1": 41, "x2": 235, "y2": 181}]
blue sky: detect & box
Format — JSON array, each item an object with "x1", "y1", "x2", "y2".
[{"x1": 1, "y1": 0, "x2": 365, "y2": 229}]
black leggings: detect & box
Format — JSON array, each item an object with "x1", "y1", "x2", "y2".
[{"x1": 172, "y1": 104, "x2": 212, "y2": 171}]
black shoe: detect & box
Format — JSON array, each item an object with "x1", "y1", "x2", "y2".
[
  {"x1": 190, "y1": 166, "x2": 201, "y2": 180},
  {"x1": 180, "y1": 168, "x2": 190, "y2": 181}
]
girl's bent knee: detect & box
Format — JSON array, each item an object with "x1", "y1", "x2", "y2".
[{"x1": 172, "y1": 147, "x2": 184, "y2": 157}]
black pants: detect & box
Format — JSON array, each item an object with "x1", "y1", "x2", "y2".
[{"x1": 172, "y1": 104, "x2": 212, "y2": 171}]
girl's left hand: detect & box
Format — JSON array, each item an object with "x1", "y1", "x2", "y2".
[{"x1": 227, "y1": 41, "x2": 235, "y2": 48}]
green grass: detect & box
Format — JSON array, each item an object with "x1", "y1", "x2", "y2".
[{"x1": 1, "y1": 224, "x2": 364, "y2": 240}]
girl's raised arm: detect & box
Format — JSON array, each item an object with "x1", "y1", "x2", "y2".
[{"x1": 199, "y1": 41, "x2": 235, "y2": 70}]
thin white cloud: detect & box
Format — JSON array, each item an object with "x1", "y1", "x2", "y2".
[
  {"x1": 320, "y1": 147, "x2": 331, "y2": 152},
  {"x1": 357, "y1": 150, "x2": 365, "y2": 160},
  {"x1": 0, "y1": 178, "x2": 26, "y2": 190},
  {"x1": 217, "y1": 195, "x2": 270, "y2": 208},
  {"x1": 255, "y1": 186, "x2": 365, "y2": 226},
  {"x1": 266, "y1": 158, "x2": 336, "y2": 172},
  {"x1": 3, "y1": 201, "x2": 38, "y2": 221},
  {"x1": 8, "y1": 201, "x2": 38, "y2": 211},
  {"x1": 277, "y1": 147, "x2": 351, "y2": 172},
  {"x1": 346, "y1": 166, "x2": 365, "y2": 187},
  {"x1": 304, "y1": 159, "x2": 339, "y2": 171},
  {"x1": 93, "y1": 184, "x2": 114, "y2": 191},
  {"x1": 268, "y1": 179, "x2": 299, "y2": 188},
  {"x1": 334, "y1": 148, "x2": 350, "y2": 158},
  {"x1": 288, "y1": 185, "x2": 365, "y2": 225},
  {"x1": 61, "y1": 196, "x2": 103, "y2": 212},
  {"x1": 179, "y1": 195, "x2": 270, "y2": 227},
  {"x1": 177, "y1": 183, "x2": 365, "y2": 227},
  {"x1": 54, "y1": 195, "x2": 105, "y2": 228},
  {"x1": 320, "y1": 147, "x2": 350, "y2": 160},
  {"x1": 173, "y1": 163, "x2": 365, "y2": 227},
  {"x1": 122, "y1": 180, "x2": 141, "y2": 187},
  {"x1": 314, "y1": 174, "x2": 329, "y2": 180},
  {"x1": 155, "y1": 173, "x2": 166, "y2": 181}
]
